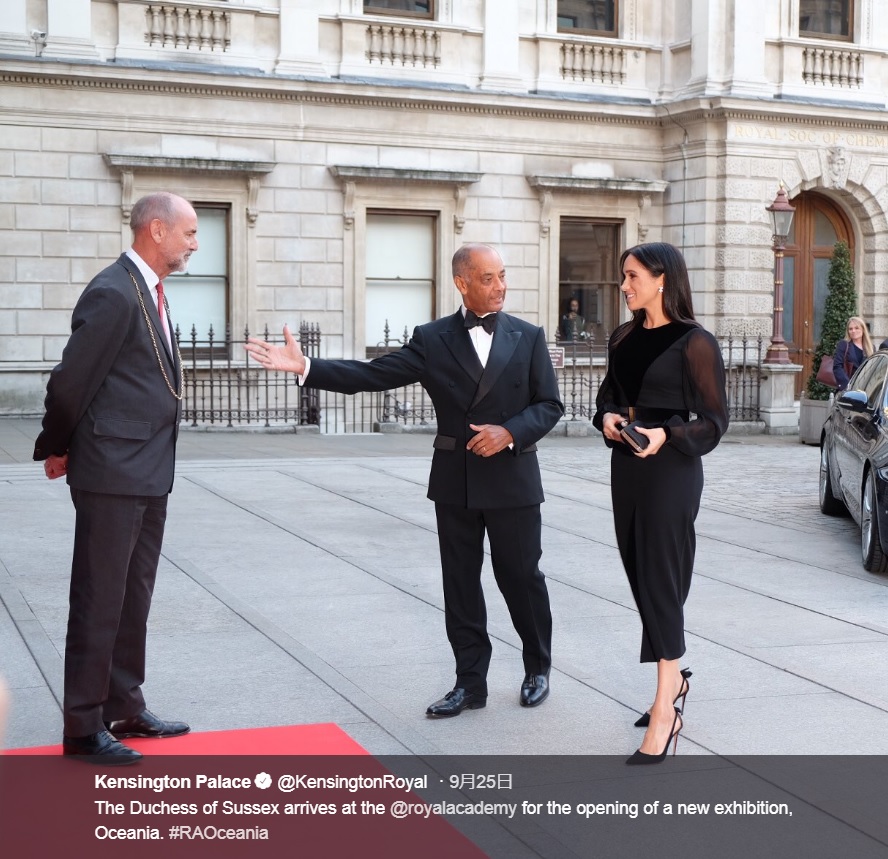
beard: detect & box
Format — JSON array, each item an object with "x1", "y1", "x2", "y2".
[{"x1": 167, "y1": 252, "x2": 191, "y2": 274}]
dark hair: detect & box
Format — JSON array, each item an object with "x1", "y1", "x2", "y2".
[{"x1": 610, "y1": 242, "x2": 698, "y2": 348}]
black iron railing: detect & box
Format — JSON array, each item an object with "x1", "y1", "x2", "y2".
[{"x1": 176, "y1": 325, "x2": 764, "y2": 430}]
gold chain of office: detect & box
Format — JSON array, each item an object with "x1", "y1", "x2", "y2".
[{"x1": 129, "y1": 271, "x2": 184, "y2": 401}]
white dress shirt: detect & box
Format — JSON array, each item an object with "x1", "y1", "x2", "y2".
[{"x1": 126, "y1": 248, "x2": 172, "y2": 350}]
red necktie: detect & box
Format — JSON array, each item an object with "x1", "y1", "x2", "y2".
[{"x1": 156, "y1": 280, "x2": 171, "y2": 348}]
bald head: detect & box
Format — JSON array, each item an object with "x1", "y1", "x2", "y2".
[
  {"x1": 452, "y1": 243, "x2": 499, "y2": 280},
  {"x1": 130, "y1": 192, "x2": 199, "y2": 280},
  {"x1": 452, "y1": 243, "x2": 507, "y2": 316}
]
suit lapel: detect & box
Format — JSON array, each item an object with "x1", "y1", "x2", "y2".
[
  {"x1": 472, "y1": 314, "x2": 521, "y2": 408},
  {"x1": 440, "y1": 310, "x2": 484, "y2": 383},
  {"x1": 118, "y1": 255, "x2": 176, "y2": 367}
]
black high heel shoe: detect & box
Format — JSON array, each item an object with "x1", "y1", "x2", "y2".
[
  {"x1": 633, "y1": 668, "x2": 692, "y2": 728},
  {"x1": 626, "y1": 707, "x2": 682, "y2": 765}
]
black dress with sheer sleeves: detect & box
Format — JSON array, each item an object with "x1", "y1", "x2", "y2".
[{"x1": 593, "y1": 320, "x2": 729, "y2": 662}]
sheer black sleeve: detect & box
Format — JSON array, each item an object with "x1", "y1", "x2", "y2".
[
  {"x1": 665, "y1": 328, "x2": 729, "y2": 456},
  {"x1": 592, "y1": 324, "x2": 632, "y2": 437}
]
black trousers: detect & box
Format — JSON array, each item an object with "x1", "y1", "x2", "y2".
[
  {"x1": 64, "y1": 488, "x2": 167, "y2": 736},
  {"x1": 610, "y1": 446, "x2": 702, "y2": 663},
  {"x1": 434, "y1": 503, "x2": 552, "y2": 696}
]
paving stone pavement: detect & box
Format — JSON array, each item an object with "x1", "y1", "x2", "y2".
[{"x1": 1, "y1": 418, "x2": 885, "y2": 758}]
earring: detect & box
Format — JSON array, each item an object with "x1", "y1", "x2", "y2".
[{"x1": 658, "y1": 286, "x2": 664, "y2": 294}]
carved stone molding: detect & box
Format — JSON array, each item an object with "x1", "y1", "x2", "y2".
[
  {"x1": 342, "y1": 180, "x2": 356, "y2": 230},
  {"x1": 638, "y1": 193, "x2": 652, "y2": 242},
  {"x1": 527, "y1": 175, "x2": 668, "y2": 236},
  {"x1": 538, "y1": 189, "x2": 553, "y2": 236},
  {"x1": 827, "y1": 146, "x2": 849, "y2": 190},
  {"x1": 328, "y1": 166, "x2": 482, "y2": 231},
  {"x1": 453, "y1": 184, "x2": 469, "y2": 234},
  {"x1": 104, "y1": 153, "x2": 275, "y2": 225}
]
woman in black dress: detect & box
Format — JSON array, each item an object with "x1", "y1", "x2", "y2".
[{"x1": 594, "y1": 243, "x2": 729, "y2": 764}]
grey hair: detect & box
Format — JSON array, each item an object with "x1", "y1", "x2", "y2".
[
  {"x1": 452, "y1": 243, "x2": 497, "y2": 279},
  {"x1": 130, "y1": 192, "x2": 184, "y2": 233}
]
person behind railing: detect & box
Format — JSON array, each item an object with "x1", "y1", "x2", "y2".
[
  {"x1": 559, "y1": 297, "x2": 587, "y2": 342},
  {"x1": 834, "y1": 316, "x2": 873, "y2": 391},
  {"x1": 247, "y1": 243, "x2": 564, "y2": 718},
  {"x1": 593, "y1": 242, "x2": 728, "y2": 765}
]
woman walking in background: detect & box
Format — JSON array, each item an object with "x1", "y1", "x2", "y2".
[
  {"x1": 834, "y1": 316, "x2": 873, "y2": 390},
  {"x1": 594, "y1": 243, "x2": 729, "y2": 764}
]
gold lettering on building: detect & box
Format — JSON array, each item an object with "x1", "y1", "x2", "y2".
[{"x1": 731, "y1": 124, "x2": 888, "y2": 149}]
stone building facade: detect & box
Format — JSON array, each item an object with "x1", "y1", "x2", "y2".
[{"x1": 2, "y1": 0, "x2": 888, "y2": 411}]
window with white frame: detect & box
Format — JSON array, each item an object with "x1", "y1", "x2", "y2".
[
  {"x1": 557, "y1": 0, "x2": 617, "y2": 37},
  {"x1": 166, "y1": 204, "x2": 229, "y2": 343},
  {"x1": 365, "y1": 212, "x2": 436, "y2": 354},
  {"x1": 364, "y1": 0, "x2": 434, "y2": 19},
  {"x1": 799, "y1": 0, "x2": 852, "y2": 40}
]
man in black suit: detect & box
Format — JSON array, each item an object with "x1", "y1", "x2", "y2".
[
  {"x1": 246, "y1": 243, "x2": 563, "y2": 716},
  {"x1": 34, "y1": 192, "x2": 196, "y2": 763}
]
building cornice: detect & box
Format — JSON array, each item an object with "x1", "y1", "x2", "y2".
[
  {"x1": 328, "y1": 166, "x2": 482, "y2": 232},
  {"x1": 0, "y1": 64, "x2": 663, "y2": 126},
  {"x1": 527, "y1": 175, "x2": 668, "y2": 237},
  {"x1": 5, "y1": 65, "x2": 888, "y2": 131},
  {"x1": 104, "y1": 153, "x2": 276, "y2": 225}
]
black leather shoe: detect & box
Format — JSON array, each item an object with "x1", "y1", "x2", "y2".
[
  {"x1": 426, "y1": 688, "x2": 486, "y2": 718},
  {"x1": 63, "y1": 730, "x2": 142, "y2": 765},
  {"x1": 106, "y1": 709, "x2": 190, "y2": 739},
  {"x1": 520, "y1": 673, "x2": 550, "y2": 707}
]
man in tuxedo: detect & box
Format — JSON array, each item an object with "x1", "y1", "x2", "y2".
[
  {"x1": 33, "y1": 192, "x2": 197, "y2": 763},
  {"x1": 246, "y1": 243, "x2": 563, "y2": 716}
]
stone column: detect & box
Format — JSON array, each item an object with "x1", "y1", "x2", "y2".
[
  {"x1": 44, "y1": 0, "x2": 99, "y2": 59},
  {"x1": 0, "y1": 0, "x2": 32, "y2": 55},
  {"x1": 480, "y1": 0, "x2": 524, "y2": 91},
  {"x1": 686, "y1": 0, "x2": 724, "y2": 95},
  {"x1": 728, "y1": 0, "x2": 770, "y2": 96},
  {"x1": 759, "y1": 362, "x2": 804, "y2": 435},
  {"x1": 277, "y1": 0, "x2": 328, "y2": 76}
]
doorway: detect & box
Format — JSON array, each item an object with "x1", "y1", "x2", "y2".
[{"x1": 782, "y1": 192, "x2": 854, "y2": 394}]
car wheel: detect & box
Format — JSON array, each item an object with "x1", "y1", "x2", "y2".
[
  {"x1": 861, "y1": 470, "x2": 888, "y2": 573},
  {"x1": 819, "y1": 443, "x2": 847, "y2": 516}
]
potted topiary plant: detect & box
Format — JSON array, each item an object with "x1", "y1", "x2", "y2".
[{"x1": 799, "y1": 240, "x2": 857, "y2": 444}]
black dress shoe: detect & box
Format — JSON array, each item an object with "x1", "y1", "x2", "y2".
[
  {"x1": 63, "y1": 730, "x2": 142, "y2": 765},
  {"x1": 520, "y1": 673, "x2": 550, "y2": 707},
  {"x1": 106, "y1": 709, "x2": 190, "y2": 739},
  {"x1": 426, "y1": 688, "x2": 486, "y2": 718}
]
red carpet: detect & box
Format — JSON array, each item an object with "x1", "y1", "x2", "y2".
[
  {"x1": 5, "y1": 722, "x2": 369, "y2": 756},
  {"x1": 2, "y1": 725, "x2": 491, "y2": 858}
]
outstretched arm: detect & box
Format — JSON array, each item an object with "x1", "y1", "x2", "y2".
[{"x1": 245, "y1": 324, "x2": 306, "y2": 375}]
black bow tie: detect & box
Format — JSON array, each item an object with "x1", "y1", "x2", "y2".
[{"x1": 464, "y1": 310, "x2": 497, "y2": 334}]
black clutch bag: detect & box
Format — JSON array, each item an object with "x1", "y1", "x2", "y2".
[{"x1": 619, "y1": 420, "x2": 650, "y2": 452}]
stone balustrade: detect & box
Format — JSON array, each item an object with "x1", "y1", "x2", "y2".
[
  {"x1": 145, "y1": 4, "x2": 230, "y2": 52},
  {"x1": 365, "y1": 24, "x2": 440, "y2": 68},
  {"x1": 802, "y1": 46, "x2": 862, "y2": 88},
  {"x1": 559, "y1": 41, "x2": 626, "y2": 84}
]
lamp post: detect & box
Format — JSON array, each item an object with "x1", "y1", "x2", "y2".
[{"x1": 764, "y1": 185, "x2": 796, "y2": 364}]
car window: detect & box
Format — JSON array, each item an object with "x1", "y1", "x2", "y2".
[
  {"x1": 854, "y1": 355, "x2": 888, "y2": 408},
  {"x1": 847, "y1": 355, "x2": 877, "y2": 393}
]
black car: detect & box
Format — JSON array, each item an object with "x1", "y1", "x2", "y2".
[{"x1": 819, "y1": 351, "x2": 888, "y2": 572}]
